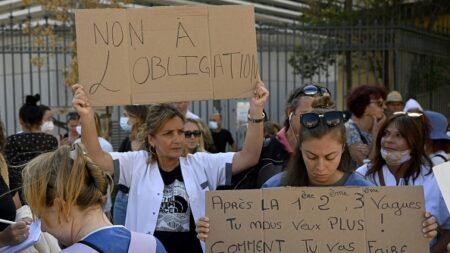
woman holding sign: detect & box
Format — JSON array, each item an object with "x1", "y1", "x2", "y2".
[
  {"x1": 196, "y1": 97, "x2": 438, "y2": 242},
  {"x1": 357, "y1": 112, "x2": 450, "y2": 252},
  {"x1": 72, "y1": 80, "x2": 268, "y2": 253}
]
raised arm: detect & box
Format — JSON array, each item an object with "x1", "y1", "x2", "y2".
[
  {"x1": 231, "y1": 79, "x2": 269, "y2": 175},
  {"x1": 72, "y1": 84, "x2": 114, "y2": 174}
]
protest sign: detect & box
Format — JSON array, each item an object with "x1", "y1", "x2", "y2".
[
  {"x1": 75, "y1": 5, "x2": 258, "y2": 106},
  {"x1": 433, "y1": 161, "x2": 450, "y2": 212},
  {"x1": 206, "y1": 186, "x2": 428, "y2": 253}
]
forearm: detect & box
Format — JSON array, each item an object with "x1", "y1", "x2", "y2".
[
  {"x1": 232, "y1": 112, "x2": 264, "y2": 174},
  {"x1": 80, "y1": 110, "x2": 113, "y2": 174}
]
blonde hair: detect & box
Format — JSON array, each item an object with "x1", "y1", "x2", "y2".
[
  {"x1": 184, "y1": 118, "x2": 206, "y2": 154},
  {"x1": 136, "y1": 103, "x2": 185, "y2": 163},
  {"x1": 22, "y1": 145, "x2": 110, "y2": 224}
]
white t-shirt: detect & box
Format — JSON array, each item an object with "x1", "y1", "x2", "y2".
[
  {"x1": 109, "y1": 151, "x2": 234, "y2": 235},
  {"x1": 357, "y1": 164, "x2": 450, "y2": 229}
]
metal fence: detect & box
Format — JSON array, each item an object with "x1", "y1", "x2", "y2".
[{"x1": 1, "y1": 14, "x2": 449, "y2": 149}]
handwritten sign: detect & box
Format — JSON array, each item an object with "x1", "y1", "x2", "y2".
[
  {"x1": 206, "y1": 186, "x2": 428, "y2": 253},
  {"x1": 433, "y1": 161, "x2": 450, "y2": 212},
  {"x1": 75, "y1": 6, "x2": 258, "y2": 106}
]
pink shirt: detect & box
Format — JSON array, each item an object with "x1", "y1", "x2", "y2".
[{"x1": 276, "y1": 127, "x2": 293, "y2": 154}]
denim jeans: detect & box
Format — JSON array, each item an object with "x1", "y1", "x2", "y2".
[{"x1": 113, "y1": 190, "x2": 128, "y2": 225}]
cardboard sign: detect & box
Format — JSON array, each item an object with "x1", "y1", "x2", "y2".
[
  {"x1": 433, "y1": 161, "x2": 450, "y2": 212},
  {"x1": 206, "y1": 186, "x2": 428, "y2": 253},
  {"x1": 75, "y1": 6, "x2": 258, "y2": 106}
]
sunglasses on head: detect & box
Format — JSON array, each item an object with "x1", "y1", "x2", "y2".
[
  {"x1": 184, "y1": 130, "x2": 201, "y2": 138},
  {"x1": 300, "y1": 111, "x2": 346, "y2": 129},
  {"x1": 392, "y1": 111, "x2": 423, "y2": 117},
  {"x1": 293, "y1": 84, "x2": 330, "y2": 99}
]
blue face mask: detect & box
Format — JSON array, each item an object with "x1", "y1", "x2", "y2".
[
  {"x1": 209, "y1": 121, "x2": 218, "y2": 130},
  {"x1": 120, "y1": 117, "x2": 132, "y2": 132}
]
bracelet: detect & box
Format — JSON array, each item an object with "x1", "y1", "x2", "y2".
[{"x1": 247, "y1": 112, "x2": 265, "y2": 123}]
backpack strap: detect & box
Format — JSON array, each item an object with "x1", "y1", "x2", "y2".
[
  {"x1": 128, "y1": 231, "x2": 157, "y2": 253},
  {"x1": 61, "y1": 242, "x2": 100, "y2": 253},
  {"x1": 433, "y1": 153, "x2": 448, "y2": 163}
]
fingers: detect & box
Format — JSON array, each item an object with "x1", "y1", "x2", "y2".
[
  {"x1": 422, "y1": 212, "x2": 438, "y2": 241},
  {"x1": 72, "y1": 84, "x2": 90, "y2": 109},
  {"x1": 196, "y1": 217, "x2": 210, "y2": 241},
  {"x1": 9, "y1": 221, "x2": 30, "y2": 244}
]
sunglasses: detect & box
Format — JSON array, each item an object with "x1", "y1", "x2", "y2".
[
  {"x1": 392, "y1": 111, "x2": 423, "y2": 117},
  {"x1": 184, "y1": 130, "x2": 201, "y2": 138},
  {"x1": 293, "y1": 84, "x2": 330, "y2": 98},
  {"x1": 300, "y1": 111, "x2": 345, "y2": 129}
]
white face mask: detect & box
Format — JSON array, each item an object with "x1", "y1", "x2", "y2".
[
  {"x1": 380, "y1": 148, "x2": 411, "y2": 167},
  {"x1": 209, "y1": 121, "x2": 218, "y2": 130},
  {"x1": 76, "y1": 125, "x2": 82, "y2": 135},
  {"x1": 41, "y1": 121, "x2": 54, "y2": 133},
  {"x1": 120, "y1": 117, "x2": 132, "y2": 132}
]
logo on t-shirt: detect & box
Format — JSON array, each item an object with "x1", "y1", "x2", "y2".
[{"x1": 156, "y1": 179, "x2": 190, "y2": 232}]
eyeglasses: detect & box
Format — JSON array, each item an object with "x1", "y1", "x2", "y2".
[
  {"x1": 293, "y1": 84, "x2": 330, "y2": 98},
  {"x1": 370, "y1": 100, "x2": 384, "y2": 107},
  {"x1": 300, "y1": 111, "x2": 345, "y2": 129},
  {"x1": 392, "y1": 111, "x2": 423, "y2": 117},
  {"x1": 184, "y1": 130, "x2": 201, "y2": 138}
]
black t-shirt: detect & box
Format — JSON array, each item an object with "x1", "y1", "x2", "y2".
[
  {"x1": 211, "y1": 129, "x2": 234, "y2": 153},
  {"x1": 0, "y1": 175, "x2": 16, "y2": 231},
  {"x1": 153, "y1": 165, "x2": 202, "y2": 253}
]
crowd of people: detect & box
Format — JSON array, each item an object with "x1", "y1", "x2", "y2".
[{"x1": 0, "y1": 79, "x2": 449, "y2": 253}]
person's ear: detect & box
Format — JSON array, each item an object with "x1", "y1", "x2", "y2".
[{"x1": 289, "y1": 112, "x2": 293, "y2": 121}]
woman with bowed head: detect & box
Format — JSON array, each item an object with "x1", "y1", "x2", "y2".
[
  {"x1": 263, "y1": 96, "x2": 372, "y2": 188},
  {"x1": 22, "y1": 144, "x2": 167, "y2": 252},
  {"x1": 196, "y1": 97, "x2": 438, "y2": 243},
  {"x1": 72, "y1": 79, "x2": 269, "y2": 253},
  {"x1": 357, "y1": 112, "x2": 449, "y2": 252}
]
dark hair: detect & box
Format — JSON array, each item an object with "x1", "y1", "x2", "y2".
[
  {"x1": 19, "y1": 94, "x2": 43, "y2": 129},
  {"x1": 367, "y1": 113, "x2": 433, "y2": 184},
  {"x1": 429, "y1": 139, "x2": 450, "y2": 154},
  {"x1": 39, "y1": 104, "x2": 51, "y2": 113},
  {"x1": 281, "y1": 106, "x2": 351, "y2": 186},
  {"x1": 346, "y1": 85, "x2": 386, "y2": 118},
  {"x1": 67, "y1": 112, "x2": 80, "y2": 121}
]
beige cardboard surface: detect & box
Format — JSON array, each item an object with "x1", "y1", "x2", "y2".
[
  {"x1": 433, "y1": 161, "x2": 450, "y2": 212},
  {"x1": 206, "y1": 186, "x2": 427, "y2": 253},
  {"x1": 75, "y1": 6, "x2": 257, "y2": 106}
]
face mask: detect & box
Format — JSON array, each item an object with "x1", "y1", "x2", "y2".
[
  {"x1": 208, "y1": 121, "x2": 218, "y2": 130},
  {"x1": 41, "y1": 121, "x2": 54, "y2": 133},
  {"x1": 120, "y1": 117, "x2": 132, "y2": 132},
  {"x1": 380, "y1": 148, "x2": 411, "y2": 167},
  {"x1": 76, "y1": 125, "x2": 82, "y2": 135}
]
